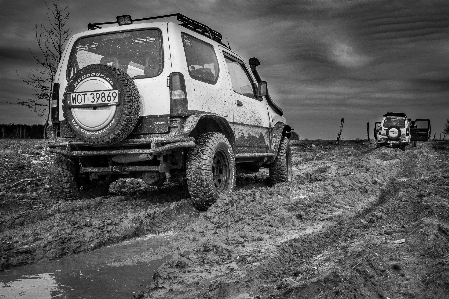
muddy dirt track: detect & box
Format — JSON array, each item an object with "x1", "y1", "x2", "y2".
[{"x1": 1, "y1": 139, "x2": 448, "y2": 298}]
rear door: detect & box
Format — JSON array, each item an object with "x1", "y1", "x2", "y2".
[
  {"x1": 410, "y1": 119, "x2": 431, "y2": 141},
  {"x1": 374, "y1": 122, "x2": 381, "y2": 140}
]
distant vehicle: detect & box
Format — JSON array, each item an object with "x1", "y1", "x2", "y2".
[
  {"x1": 374, "y1": 112, "x2": 431, "y2": 150},
  {"x1": 374, "y1": 112, "x2": 411, "y2": 150},
  {"x1": 47, "y1": 13, "x2": 291, "y2": 211}
]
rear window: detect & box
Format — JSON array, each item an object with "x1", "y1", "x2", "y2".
[
  {"x1": 67, "y1": 29, "x2": 163, "y2": 80},
  {"x1": 383, "y1": 117, "x2": 405, "y2": 127},
  {"x1": 182, "y1": 33, "x2": 219, "y2": 84}
]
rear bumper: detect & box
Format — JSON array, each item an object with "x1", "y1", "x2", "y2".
[
  {"x1": 377, "y1": 135, "x2": 410, "y2": 145},
  {"x1": 376, "y1": 139, "x2": 410, "y2": 147},
  {"x1": 48, "y1": 136, "x2": 195, "y2": 157}
]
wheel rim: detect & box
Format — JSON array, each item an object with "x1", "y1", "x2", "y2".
[{"x1": 212, "y1": 149, "x2": 230, "y2": 192}]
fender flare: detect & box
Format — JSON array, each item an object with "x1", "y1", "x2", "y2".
[{"x1": 182, "y1": 113, "x2": 235, "y2": 149}]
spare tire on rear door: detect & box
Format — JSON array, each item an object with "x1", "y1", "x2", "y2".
[
  {"x1": 386, "y1": 126, "x2": 401, "y2": 141},
  {"x1": 63, "y1": 64, "x2": 141, "y2": 145}
]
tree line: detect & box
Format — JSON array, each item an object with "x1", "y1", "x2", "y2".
[{"x1": 0, "y1": 124, "x2": 46, "y2": 139}]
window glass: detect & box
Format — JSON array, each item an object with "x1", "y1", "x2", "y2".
[
  {"x1": 67, "y1": 29, "x2": 163, "y2": 80},
  {"x1": 383, "y1": 117, "x2": 405, "y2": 127},
  {"x1": 224, "y1": 55, "x2": 255, "y2": 98},
  {"x1": 182, "y1": 33, "x2": 219, "y2": 84},
  {"x1": 414, "y1": 120, "x2": 428, "y2": 129}
]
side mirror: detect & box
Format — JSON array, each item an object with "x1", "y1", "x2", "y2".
[
  {"x1": 249, "y1": 57, "x2": 260, "y2": 67},
  {"x1": 257, "y1": 81, "x2": 267, "y2": 97}
]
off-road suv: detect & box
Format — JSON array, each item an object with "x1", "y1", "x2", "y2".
[
  {"x1": 374, "y1": 112, "x2": 411, "y2": 150},
  {"x1": 374, "y1": 112, "x2": 431, "y2": 150},
  {"x1": 48, "y1": 14, "x2": 292, "y2": 210}
]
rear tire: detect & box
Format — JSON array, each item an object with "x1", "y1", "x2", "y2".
[
  {"x1": 50, "y1": 155, "x2": 111, "y2": 200},
  {"x1": 186, "y1": 133, "x2": 235, "y2": 211},
  {"x1": 269, "y1": 137, "x2": 292, "y2": 184},
  {"x1": 50, "y1": 155, "x2": 80, "y2": 201}
]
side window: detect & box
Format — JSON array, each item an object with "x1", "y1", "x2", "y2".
[
  {"x1": 224, "y1": 55, "x2": 255, "y2": 98},
  {"x1": 181, "y1": 33, "x2": 219, "y2": 84}
]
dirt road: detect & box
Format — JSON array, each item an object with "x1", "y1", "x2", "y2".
[{"x1": 1, "y1": 140, "x2": 448, "y2": 298}]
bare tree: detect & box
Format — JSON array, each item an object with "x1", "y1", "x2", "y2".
[{"x1": 15, "y1": 0, "x2": 70, "y2": 124}]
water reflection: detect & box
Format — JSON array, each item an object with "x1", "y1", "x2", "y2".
[
  {"x1": 0, "y1": 233, "x2": 172, "y2": 299},
  {"x1": 1, "y1": 273, "x2": 60, "y2": 299}
]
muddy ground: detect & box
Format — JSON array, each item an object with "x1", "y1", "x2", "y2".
[{"x1": 0, "y1": 139, "x2": 448, "y2": 298}]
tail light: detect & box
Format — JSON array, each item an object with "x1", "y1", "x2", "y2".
[
  {"x1": 169, "y1": 72, "x2": 188, "y2": 116},
  {"x1": 51, "y1": 83, "x2": 60, "y2": 123}
]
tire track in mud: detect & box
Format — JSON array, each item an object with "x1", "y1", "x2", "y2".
[
  {"x1": 234, "y1": 148, "x2": 406, "y2": 298},
  {"x1": 245, "y1": 143, "x2": 448, "y2": 299}
]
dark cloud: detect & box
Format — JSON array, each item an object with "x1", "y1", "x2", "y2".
[{"x1": 0, "y1": 46, "x2": 35, "y2": 63}]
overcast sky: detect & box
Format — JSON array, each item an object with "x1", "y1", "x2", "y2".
[{"x1": 0, "y1": 0, "x2": 448, "y2": 140}]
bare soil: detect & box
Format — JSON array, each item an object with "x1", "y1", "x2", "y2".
[{"x1": 1, "y1": 139, "x2": 448, "y2": 299}]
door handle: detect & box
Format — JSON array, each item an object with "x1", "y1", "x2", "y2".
[{"x1": 237, "y1": 100, "x2": 243, "y2": 106}]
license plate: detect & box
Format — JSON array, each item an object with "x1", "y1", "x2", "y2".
[{"x1": 69, "y1": 90, "x2": 119, "y2": 107}]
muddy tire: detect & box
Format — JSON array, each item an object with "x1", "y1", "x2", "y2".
[
  {"x1": 269, "y1": 137, "x2": 292, "y2": 184},
  {"x1": 50, "y1": 155, "x2": 80, "y2": 201},
  {"x1": 186, "y1": 132, "x2": 235, "y2": 211},
  {"x1": 63, "y1": 64, "x2": 141, "y2": 145}
]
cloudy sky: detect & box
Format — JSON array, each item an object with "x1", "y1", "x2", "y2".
[{"x1": 1, "y1": 0, "x2": 448, "y2": 140}]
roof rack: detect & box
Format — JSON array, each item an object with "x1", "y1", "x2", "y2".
[
  {"x1": 87, "y1": 13, "x2": 228, "y2": 47},
  {"x1": 384, "y1": 112, "x2": 407, "y2": 117}
]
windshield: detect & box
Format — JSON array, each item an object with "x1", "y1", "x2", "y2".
[
  {"x1": 383, "y1": 116, "x2": 405, "y2": 127},
  {"x1": 67, "y1": 29, "x2": 163, "y2": 80}
]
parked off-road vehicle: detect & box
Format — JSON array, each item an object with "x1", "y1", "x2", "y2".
[
  {"x1": 374, "y1": 113, "x2": 431, "y2": 150},
  {"x1": 374, "y1": 112, "x2": 411, "y2": 150},
  {"x1": 48, "y1": 14, "x2": 292, "y2": 210}
]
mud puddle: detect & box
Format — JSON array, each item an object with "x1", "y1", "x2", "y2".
[{"x1": 0, "y1": 233, "x2": 173, "y2": 299}]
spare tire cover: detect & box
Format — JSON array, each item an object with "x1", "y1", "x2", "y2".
[
  {"x1": 63, "y1": 64, "x2": 140, "y2": 145},
  {"x1": 387, "y1": 126, "x2": 401, "y2": 140}
]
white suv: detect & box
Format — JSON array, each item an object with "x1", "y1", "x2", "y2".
[
  {"x1": 48, "y1": 14, "x2": 292, "y2": 210},
  {"x1": 374, "y1": 112, "x2": 411, "y2": 150}
]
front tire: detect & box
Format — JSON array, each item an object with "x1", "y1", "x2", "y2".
[
  {"x1": 186, "y1": 133, "x2": 235, "y2": 211},
  {"x1": 269, "y1": 137, "x2": 292, "y2": 184}
]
